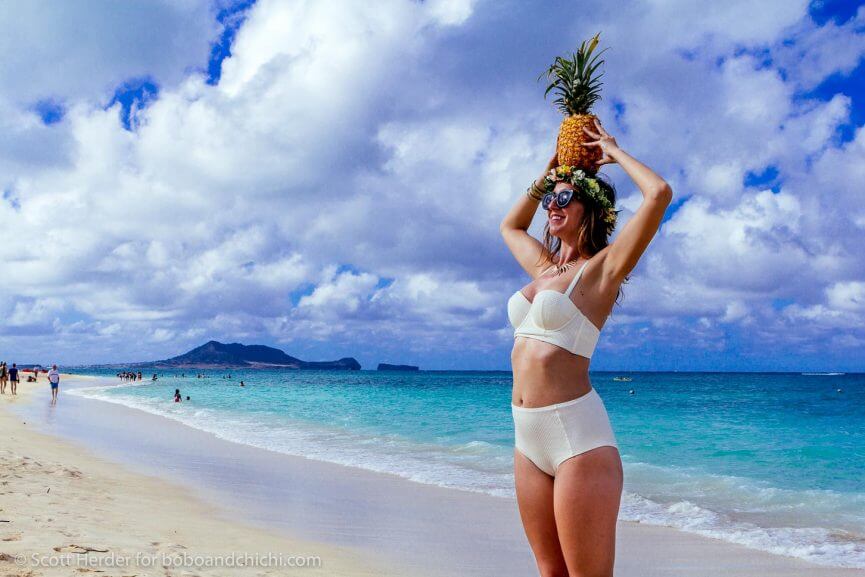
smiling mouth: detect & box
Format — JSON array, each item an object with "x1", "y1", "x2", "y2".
[{"x1": 550, "y1": 214, "x2": 564, "y2": 223}]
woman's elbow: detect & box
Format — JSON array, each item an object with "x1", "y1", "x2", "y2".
[{"x1": 649, "y1": 183, "x2": 673, "y2": 204}]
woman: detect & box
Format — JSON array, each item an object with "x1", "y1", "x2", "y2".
[{"x1": 500, "y1": 119, "x2": 672, "y2": 577}]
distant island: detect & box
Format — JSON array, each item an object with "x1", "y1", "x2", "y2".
[
  {"x1": 377, "y1": 363, "x2": 419, "y2": 372},
  {"x1": 151, "y1": 341, "x2": 361, "y2": 370}
]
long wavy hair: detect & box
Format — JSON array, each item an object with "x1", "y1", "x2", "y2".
[{"x1": 535, "y1": 172, "x2": 629, "y2": 307}]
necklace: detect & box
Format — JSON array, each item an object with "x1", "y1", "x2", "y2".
[{"x1": 552, "y1": 257, "x2": 582, "y2": 276}]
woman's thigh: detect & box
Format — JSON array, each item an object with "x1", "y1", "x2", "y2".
[
  {"x1": 514, "y1": 449, "x2": 568, "y2": 577},
  {"x1": 553, "y1": 446, "x2": 623, "y2": 577}
]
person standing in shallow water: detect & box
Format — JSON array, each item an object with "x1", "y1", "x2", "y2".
[
  {"x1": 48, "y1": 364, "x2": 60, "y2": 405},
  {"x1": 500, "y1": 119, "x2": 672, "y2": 577}
]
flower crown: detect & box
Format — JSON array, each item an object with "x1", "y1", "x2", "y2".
[{"x1": 544, "y1": 165, "x2": 620, "y2": 234}]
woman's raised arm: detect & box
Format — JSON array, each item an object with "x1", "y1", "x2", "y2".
[
  {"x1": 499, "y1": 153, "x2": 558, "y2": 278},
  {"x1": 582, "y1": 120, "x2": 672, "y2": 284}
]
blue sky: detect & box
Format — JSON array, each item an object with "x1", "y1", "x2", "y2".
[{"x1": 1, "y1": 0, "x2": 864, "y2": 371}]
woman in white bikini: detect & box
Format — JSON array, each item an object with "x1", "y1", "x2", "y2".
[{"x1": 500, "y1": 119, "x2": 672, "y2": 577}]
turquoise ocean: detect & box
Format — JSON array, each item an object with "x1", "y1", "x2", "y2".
[{"x1": 69, "y1": 369, "x2": 864, "y2": 568}]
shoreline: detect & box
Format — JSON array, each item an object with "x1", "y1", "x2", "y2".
[
  {"x1": 3, "y1": 375, "x2": 864, "y2": 577},
  {"x1": 0, "y1": 377, "x2": 409, "y2": 577}
]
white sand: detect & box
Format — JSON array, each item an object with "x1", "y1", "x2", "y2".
[{"x1": 0, "y1": 378, "x2": 407, "y2": 577}]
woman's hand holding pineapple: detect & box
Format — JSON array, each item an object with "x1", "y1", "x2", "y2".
[{"x1": 581, "y1": 118, "x2": 619, "y2": 166}]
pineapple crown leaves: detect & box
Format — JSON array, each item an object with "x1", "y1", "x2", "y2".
[
  {"x1": 539, "y1": 33, "x2": 608, "y2": 116},
  {"x1": 544, "y1": 165, "x2": 620, "y2": 234}
]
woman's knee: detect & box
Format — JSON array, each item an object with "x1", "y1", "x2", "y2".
[
  {"x1": 567, "y1": 568, "x2": 613, "y2": 577},
  {"x1": 536, "y1": 560, "x2": 569, "y2": 577}
]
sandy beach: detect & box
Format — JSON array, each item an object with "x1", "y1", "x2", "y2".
[
  {"x1": 0, "y1": 377, "x2": 405, "y2": 577},
  {"x1": 1, "y1": 375, "x2": 863, "y2": 577}
]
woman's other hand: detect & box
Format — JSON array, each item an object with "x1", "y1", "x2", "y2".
[{"x1": 535, "y1": 151, "x2": 559, "y2": 188}]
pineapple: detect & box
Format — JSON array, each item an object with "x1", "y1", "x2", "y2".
[{"x1": 540, "y1": 33, "x2": 607, "y2": 172}]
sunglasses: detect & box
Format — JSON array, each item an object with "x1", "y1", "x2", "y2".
[{"x1": 542, "y1": 188, "x2": 576, "y2": 211}]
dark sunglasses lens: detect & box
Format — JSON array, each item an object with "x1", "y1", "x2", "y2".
[
  {"x1": 542, "y1": 193, "x2": 554, "y2": 210},
  {"x1": 557, "y1": 189, "x2": 574, "y2": 207}
]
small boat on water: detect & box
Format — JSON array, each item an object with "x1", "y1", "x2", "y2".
[{"x1": 613, "y1": 376, "x2": 633, "y2": 382}]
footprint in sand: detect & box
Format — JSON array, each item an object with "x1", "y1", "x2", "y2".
[{"x1": 53, "y1": 544, "x2": 110, "y2": 554}]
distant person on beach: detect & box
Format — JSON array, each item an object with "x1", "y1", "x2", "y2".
[
  {"x1": 8, "y1": 363, "x2": 19, "y2": 395},
  {"x1": 174, "y1": 389, "x2": 182, "y2": 403},
  {"x1": 0, "y1": 361, "x2": 7, "y2": 394},
  {"x1": 48, "y1": 365, "x2": 60, "y2": 405},
  {"x1": 501, "y1": 118, "x2": 671, "y2": 574}
]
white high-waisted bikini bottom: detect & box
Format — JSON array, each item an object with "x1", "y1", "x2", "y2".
[{"x1": 512, "y1": 387, "x2": 618, "y2": 476}]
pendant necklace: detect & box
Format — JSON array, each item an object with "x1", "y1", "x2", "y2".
[{"x1": 553, "y1": 257, "x2": 582, "y2": 276}]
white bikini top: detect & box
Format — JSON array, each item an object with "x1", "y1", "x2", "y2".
[{"x1": 507, "y1": 260, "x2": 601, "y2": 359}]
